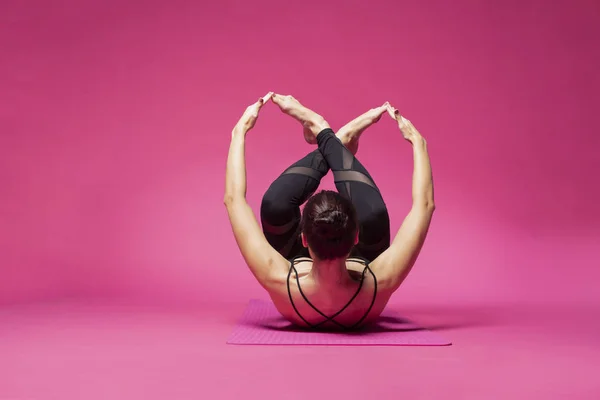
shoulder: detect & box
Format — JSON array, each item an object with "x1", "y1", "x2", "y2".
[
  {"x1": 264, "y1": 256, "x2": 314, "y2": 293},
  {"x1": 261, "y1": 256, "x2": 296, "y2": 289},
  {"x1": 362, "y1": 257, "x2": 397, "y2": 292}
]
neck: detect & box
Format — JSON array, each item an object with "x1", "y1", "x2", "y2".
[{"x1": 311, "y1": 257, "x2": 350, "y2": 286}]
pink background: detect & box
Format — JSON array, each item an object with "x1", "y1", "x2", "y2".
[{"x1": 1, "y1": 0, "x2": 599, "y2": 398}]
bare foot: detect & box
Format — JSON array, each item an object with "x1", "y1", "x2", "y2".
[
  {"x1": 271, "y1": 94, "x2": 330, "y2": 144},
  {"x1": 336, "y1": 103, "x2": 389, "y2": 155}
]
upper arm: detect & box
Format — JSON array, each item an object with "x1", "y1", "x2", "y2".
[
  {"x1": 372, "y1": 204, "x2": 435, "y2": 291},
  {"x1": 224, "y1": 197, "x2": 288, "y2": 288}
]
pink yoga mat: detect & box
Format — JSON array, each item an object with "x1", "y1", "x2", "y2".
[{"x1": 227, "y1": 299, "x2": 451, "y2": 346}]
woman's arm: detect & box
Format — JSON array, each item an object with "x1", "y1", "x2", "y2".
[
  {"x1": 224, "y1": 93, "x2": 272, "y2": 202},
  {"x1": 224, "y1": 94, "x2": 287, "y2": 287},
  {"x1": 409, "y1": 133, "x2": 435, "y2": 209},
  {"x1": 224, "y1": 128, "x2": 249, "y2": 202},
  {"x1": 372, "y1": 110, "x2": 435, "y2": 291}
]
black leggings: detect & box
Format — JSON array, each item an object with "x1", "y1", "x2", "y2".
[{"x1": 260, "y1": 128, "x2": 390, "y2": 262}]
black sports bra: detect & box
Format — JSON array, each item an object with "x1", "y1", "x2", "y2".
[{"x1": 286, "y1": 256, "x2": 378, "y2": 330}]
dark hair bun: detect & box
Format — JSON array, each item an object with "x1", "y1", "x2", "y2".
[
  {"x1": 300, "y1": 190, "x2": 358, "y2": 260},
  {"x1": 314, "y1": 210, "x2": 348, "y2": 240}
]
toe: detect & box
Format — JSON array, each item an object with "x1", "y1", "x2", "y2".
[{"x1": 261, "y1": 92, "x2": 273, "y2": 103}]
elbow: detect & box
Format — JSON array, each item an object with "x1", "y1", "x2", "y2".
[
  {"x1": 224, "y1": 193, "x2": 245, "y2": 208},
  {"x1": 414, "y1": 200, "x2": 436, "y2": 213},
  {"x1": 223, "y1": 194, "x2": 235, "y2": 207},
  {"x1": 423, "y1": 203, "x2": 436, "y2": 214}
]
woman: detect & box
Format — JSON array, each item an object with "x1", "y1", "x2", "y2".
[{"x1": 224, "y1": 92, "x2": 435, "y2": 330}]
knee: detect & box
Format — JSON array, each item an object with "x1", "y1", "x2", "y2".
[
  {"x1": 358, "y1": 204, "x2": 390, "y2": 233},
  {"x1": 260, "y1": 190, "x2": 294, "y2": 223}
]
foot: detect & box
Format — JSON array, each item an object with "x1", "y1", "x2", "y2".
[
  {"x1": 336, "y1": 103, "x2": 388, "y2": 155},
  {"x1": 272, "y1": 94, "x2": 330, "y2": 144}
]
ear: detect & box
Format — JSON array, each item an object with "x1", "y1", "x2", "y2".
[
  {"x1": 301, "y1": 233, "x2": 308, "y2": 248},
  {"x1": 354, "y1": 230, "x2": 359, "y2": 245}
]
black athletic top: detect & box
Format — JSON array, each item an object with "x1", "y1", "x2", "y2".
[{"x1": 286, "y1": 256, "x2": 378, "y2": 330}]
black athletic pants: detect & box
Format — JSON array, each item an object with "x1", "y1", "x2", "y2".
[{"x1": 260, "y1": 128, "x2": 390, "y2": 262}]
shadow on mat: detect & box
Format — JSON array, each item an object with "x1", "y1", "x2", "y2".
[
  {"x1": 397, "y1": 305, "x2": 503, "y2": 331},
  {"x1": 255, "y1": 305, "x2": 498, "y2": 333},
  {"x1": 257, "y1": 315, "x2": 426, "y2": 334}
]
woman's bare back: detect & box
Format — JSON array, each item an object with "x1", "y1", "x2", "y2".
[{"x1": 267, "y1": 257, "x2": 393, "y2": 330}]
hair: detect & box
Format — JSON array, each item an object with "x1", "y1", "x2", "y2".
[{"x1": 301, "y1": 190, "x2": 358, "y2": 260}]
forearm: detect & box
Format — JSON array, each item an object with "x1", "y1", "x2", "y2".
[
  {"x1": 224, "y1": 128, "x2": 248, "y2": 202},
  {"x1": 410, "y1": 138, "x2": 435, "y2": 209}
]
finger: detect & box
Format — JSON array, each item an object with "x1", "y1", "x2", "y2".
[
  {"x1": 249, "y1": 98, "x2": 264, "y2": 112},
  {"x1": 399, "y1": 116, "x2": 410, "y2": 129},
  {"x1": 255, "y1": 92, "x2": 273, "y2": 111}
]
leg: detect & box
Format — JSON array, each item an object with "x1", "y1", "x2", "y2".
[
  {"x1": 260, "y1": 150, "x2": 329, "y2": 259},
  {"x1": 316, "y1": 129, "x2": 391, "y2": 261},
  {"x1": 270, "y1": 94, "x2": 390, "y2": 260},
  {"x1": 336, "y1": 103, "x2": 389, "y2": 155}
]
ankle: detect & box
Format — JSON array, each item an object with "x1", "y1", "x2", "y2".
[
  {"x1": 336, "y1": 132, "x2": 349, "y2": 145},
  {"x1": 305, "y1": 115, "x2": 330, "y2": 136}
]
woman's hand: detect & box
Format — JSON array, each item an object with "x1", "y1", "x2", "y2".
[
  {"x1": 233, "y1": 92, "x2": 273, "y2": 135},
  {"x1": 386, "y1": 104, "x2": 425, "y2": 144}
]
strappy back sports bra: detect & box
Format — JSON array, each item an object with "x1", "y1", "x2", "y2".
[{"x1": 286, "y1": 256, "x2": 378, "y2": 330}]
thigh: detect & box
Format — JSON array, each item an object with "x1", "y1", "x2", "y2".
[
  {"x1": 260, "y1": 187, "x2": 301, "y2": 258},
  {"x1": 260, "y1": 150, "x2": 329, "y2": 258},
  {"x1": 317, "y1": 130, "x2": 390, "y2": 259},
  {"x1": 349, "y1": 184, "x2": 391, "y2": 262},
  {"x1": 262, "y1": 218, "x2": 309, "y2": 259}
]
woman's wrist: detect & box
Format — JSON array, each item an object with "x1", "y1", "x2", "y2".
[
  {"x1": 410, "y1": 136, "x2": 427, "y2": 148},
  {"x1": 232, "y1": 125, "x2": 248, "y2": 138}
]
